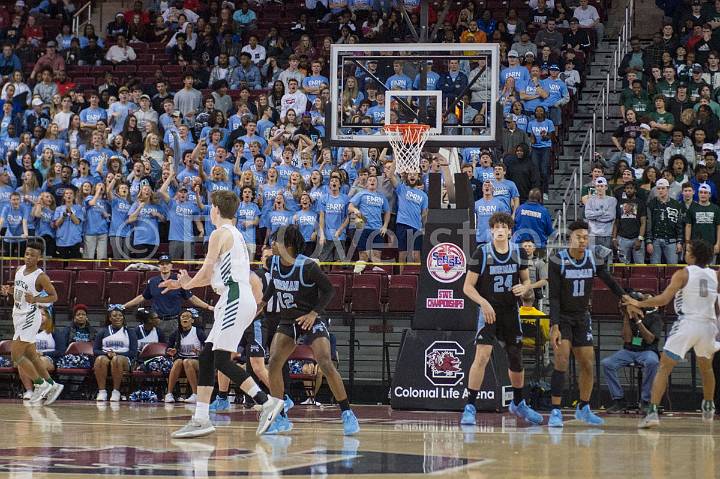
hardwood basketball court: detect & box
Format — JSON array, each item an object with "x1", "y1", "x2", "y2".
[{"x1": 1, "y1": 400, "x2": 717, "y2": 478}]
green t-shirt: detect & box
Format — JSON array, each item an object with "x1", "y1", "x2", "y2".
[
  {"x1": 648, "y1": 111, "x2": 675, "y2": 143},
  {"x1": 622, "y1": 91, "x2": 653, "y2": 115},
  {"x1": 688, "y1": 202, "x2": 720, "y2": 245},
  {"x1": 655, "y1": 80, "x2": 678, "y2": 99}
]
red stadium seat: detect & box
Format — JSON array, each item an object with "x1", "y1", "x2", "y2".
[
  {"x1": 114, "y1": 64, "x2": 137, "y2": 74},
  {"x1": 629, "y1": 266, "x2": 663, "y2": 278},
  {"x1": 591, "y1": 279, "x2": 620, "y2": 316},
  {"x1": 387, "y1": 274, "x2": 418, "y2": 312},
  {"x1": 55, "y1": 341, "x2": 95, "y2": 394},
  {"x1": 47, "y1": 270, "x2": 74, "y2": 307},
  {"x1": 287, "y1": 345, "x2": 318, "y2": 401},
  {"x1": 106, "y1": 271, "x2": 141, "y2": 304},
  {"x1": 350, "y1": 273, "x2": 383, "y2": 313},
  {"x1": 74, "y1": 270, "x2": 107, "y2": 308},
  {"x1": 110, "y1": 271, "x2": 141, "y2": 294},
  {"x1": 66, "y1": 260, "x2": 94, "y2": 271},
  {"x1": 326, "y1": 274, "x2": 347, "y2": 312},
  {"x1": 131, "y1": 343, "x2": 169, "y2": 391},
  {"x1": 0, "y1": 340, "x2": 19, "y2": 397},
  {"x1": 627, "y1": 277, "x2": 660, "y2": 295}
]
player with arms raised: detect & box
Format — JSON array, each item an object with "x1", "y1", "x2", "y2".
[
  {"x1": 161, "y1": 190, "x2": 284, "y2": 438},
  {"x1": 11, "y1": 240, "x2": 64, "y2": 406},
  {"x1": 461, "y1": 212, "x2": 543, "y2": 426},
  {"x1": 548, "y1": 220, "x2": 640, "y2": 427},
  {"x1": 624, "y1": 239, "x2": 719, "y2": 428}
]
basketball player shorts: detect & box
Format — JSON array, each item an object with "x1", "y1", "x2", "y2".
[
  {"x1": 12, "y1": 305, "x2": 42, "y2": 343},
  {"x1": 663, "y1": 317, "x2": 720, "y2": 360},
  {"x1": 476, "y1": 305, "x2": 523, "y2": 347},
  {"x1": 240, "y1": 319, "x2": 267, "y2": 358},
  {"x1": 206, "y1": 283, "x2": 257, "y2": 352},
  {"x1": 277, "y1": 317, "x2": 331, "y2": 344},
  {"x1": 558, "y1": 312, "x2": 594, "y2": 347}
]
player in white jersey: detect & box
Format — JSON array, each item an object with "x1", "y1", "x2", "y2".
[
  {"x1": 11, "y1": 240, "x2": 64, "y2": 406},
  {"x1": 625, "y1": 239, "x2": 720, "y2": 428},
  {"x1": 161, "y1": 190, "x2": 284, "y2": 438}
]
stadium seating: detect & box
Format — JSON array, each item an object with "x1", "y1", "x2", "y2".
[
  {"x1": 287, "y1": 345, "x2": 318, "y2": 402},
  {"x1": 130, "y1": 343, "x2": 169, "y2": 392},
  {"x1": 55, "y1": 341, "x2": 95, "y2": 399},
  {"x1": 350, "y1": 274, "x2": 385, "y2": 313},
  {"x1": 47, "y1": 270, "x2": 74, "y2": 307},
  {"x1": 0, "y1": 340, "x2": 18, "y2": 397},
  {"x1": 387, "y1": 275, "x2": 418, "y2": 313},
  {"x1": 73, "y1": 272, "x2": 107, "y2": 309}
]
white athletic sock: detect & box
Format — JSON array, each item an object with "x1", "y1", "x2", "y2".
[
  {"x1": 246, "y1": 384, "x2": 261, "y2": 398},
  {"x1": 194, "y1": 401, "x2": 210, "y2": 421}
]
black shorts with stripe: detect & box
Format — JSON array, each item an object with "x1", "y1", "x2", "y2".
[{"x1": 276, "y1": 317, "x2": 331, "y2": 344}]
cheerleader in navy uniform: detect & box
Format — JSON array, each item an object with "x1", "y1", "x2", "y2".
[
  {"x1": 165, "y1": 309, "x2": 206, "y2": 404},
  {"x1": 134, "y1": 308, "x2": 166, "y2": 353},
  {"x1": 93, "y1": 305, "x2": 138, "y2": 402}
]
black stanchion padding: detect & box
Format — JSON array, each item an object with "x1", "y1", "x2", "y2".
[
  {"x1": 428, "y1": 172, "x2": 442, "y2": 209},
  {"x1": 390, "y1": 330, "x2": 510, "y2": 411},
  {"x1": 413, "y1": 208, "x2": 476, "y2": 331},
  {"x1": 454, "y1": 173, "x2": 473, "y2": 210}
]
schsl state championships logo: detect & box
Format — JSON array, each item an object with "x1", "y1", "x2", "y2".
[{"x1": 426, "y1": 243, "x2": 466, "y2": 283}]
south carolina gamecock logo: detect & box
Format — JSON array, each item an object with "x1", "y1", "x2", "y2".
[
  {"x1": 424, "y1": 341, "x2": 465, "y2": 386},
  {"x1": 426, "y1": 243, "x2": 466, "y2": 283}
]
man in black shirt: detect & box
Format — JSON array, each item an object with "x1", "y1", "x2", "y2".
[
  {"x1": 261, "y1": 225, "x2": 360, "y2": 435},
  {"x1": 47, "y1": 165, "x2": 78, "y2": 206},
  {"x1": 547, "y1": 220, "x2": 638, "y2": 427},
  {"x1": 613, "y1": 181, "x2": 647, "y2": 264},
  {"x1": 601, "y1": 291, "x2": 662, "y2": 413},
  {"x1": 460, "y1": 212, "x2": 543, "y2": 426}
]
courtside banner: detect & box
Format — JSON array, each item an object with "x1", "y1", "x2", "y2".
[
  {"x1": 413, "y1": 209, "x2": 477, "y2": 330},
  {"x1": 391, "y1": 330, "x2": 511, "y2": 411}
]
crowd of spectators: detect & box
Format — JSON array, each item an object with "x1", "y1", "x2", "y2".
[
  {"x1": 582, "y1": 2, "x2": 720, "y2": 264},
  {"x1": 0, "y1": 0, "x2": 609, "y2": 265}
]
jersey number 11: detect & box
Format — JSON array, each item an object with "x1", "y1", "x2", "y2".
[{"x1": 572, "y1": 279, "x2": 585, "y2": 297}]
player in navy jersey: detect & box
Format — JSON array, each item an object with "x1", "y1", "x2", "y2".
[
  {"x1": 260, "y1": 225, "x2": 360, "y2": 435},
  {"x1": 547, "y1": 220, "x2": 639, "y2": 427},
  {"x1": 460, "y1": 212, "x2": 543, "y2": 426}
]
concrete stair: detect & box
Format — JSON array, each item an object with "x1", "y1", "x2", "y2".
[{"x1": 546, "y1": 40, "x2": 624, "y2": 220}]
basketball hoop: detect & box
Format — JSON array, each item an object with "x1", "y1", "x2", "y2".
[{"x1": 384, "y1": 124, "x2": 433, "y2": 174}]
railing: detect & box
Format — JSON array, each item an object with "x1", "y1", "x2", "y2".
[
  {"x1": 575, "y1": 0, "x2": 635, "y2": 210},
  {"x1": 0, "y1": 236, "x2": 47, "y2": 285},
  {"x1": 72, "y1": 1, "x2": 92, "y2": 38}
]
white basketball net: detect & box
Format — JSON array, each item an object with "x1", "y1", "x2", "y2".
[{"x1": 384, "y1": 124, "x2": 432, "y2": 174}]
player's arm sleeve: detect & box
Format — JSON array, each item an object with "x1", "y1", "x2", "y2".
[
  {"x1": 306, "y1": 261, "x2": 334, "y2": 314},
  {"x1": 548, "y1": 258, "x2": 562, "y2": 326},
  {"x1": 261, "y1": 278, "x2": 276, "y2": 304}
]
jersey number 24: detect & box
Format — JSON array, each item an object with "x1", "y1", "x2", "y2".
[{"x1": 493, "y1": 275, "x2": 513, "y2": 293}]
